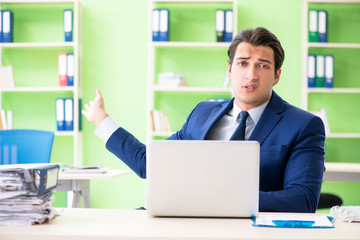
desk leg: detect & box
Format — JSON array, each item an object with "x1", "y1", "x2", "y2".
[
  {"x1": 80, "y1": 180, "x2": 91, "y2": 208},
  {"x1": 56, "y1": 179, "x2": 91, "y2": 208}
]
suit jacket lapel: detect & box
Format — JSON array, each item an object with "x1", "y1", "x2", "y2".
[
  {"x1": 249, "y1": 91, "x2": 284, "y2": 145},
  {"x1": 200, "y1": 98, "x2": 234, "y2": 140}
]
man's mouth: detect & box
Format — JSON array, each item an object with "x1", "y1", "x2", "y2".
[{"x1": 243, "y1": 85, "x2": 257, "y2": 90}]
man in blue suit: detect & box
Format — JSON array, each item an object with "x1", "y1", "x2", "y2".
[{"x1": 82, "y1": 27, "x2": 325, "y2": 213}]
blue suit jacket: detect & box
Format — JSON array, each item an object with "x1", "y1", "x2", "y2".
[{"x1": 106, "y1": 91, "x2": 325, "y2": 213}]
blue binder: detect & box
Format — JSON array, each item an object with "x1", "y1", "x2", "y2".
[
  {"x1": 318, "y1": 10, "x2": 327, "y2": 42},
  {"x1": 324, "y1": 55, "x2": 334, "y2": 88},
  {"x1": 67, "y1": 53, "x2": 74, "y2": 86},
  {"x1": 64, "y1": 9, "x2": 73, "y2": 42},
  {"x1": 27, "y1": 164, "x2": 59, "y2": 196},
  {"x1": 307, "y1": 54, "x2": 316, "y2": 88},
  {"x1": 224, "y1": 10, "x2": 233, "y2": 42},
  {"x1": 159, "y1": 9, "x2": 169, "y2": 41},
  {"x1": 2, "y1": 10, "x2": 13, "y2": 43},
  {"x1": 56, "y1": 98, "x2": 65, "y2": 131},
  {"x1": 152, "y1": 9, "x2": 160, "y2": 41},
  {"x1": 0, "y1": 11, "x2": 3, "y2": 42},
  {"x1": 64, "y1": 98, "x2": 74, "y2": 131}
]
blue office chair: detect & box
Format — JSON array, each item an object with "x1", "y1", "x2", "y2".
[{"x1": 0, "y1": 129, "x2": 55, "y2": 164}]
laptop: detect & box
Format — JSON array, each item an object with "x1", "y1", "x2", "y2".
[{"x1": 146, "y1": 140, "x2": 260, "y2": 218}]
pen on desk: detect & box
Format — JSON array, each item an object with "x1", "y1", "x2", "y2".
[{"x1": 272, "y1": 220, "x2": 315, "y2": 228}]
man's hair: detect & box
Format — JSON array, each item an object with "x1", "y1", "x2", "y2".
[{"x1": 227, "y1": 27, "x2": 285, "y2": 73}]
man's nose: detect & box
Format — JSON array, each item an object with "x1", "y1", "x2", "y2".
[{"x1": 245, "y1": 65, "x2": 258, "y2": 80}]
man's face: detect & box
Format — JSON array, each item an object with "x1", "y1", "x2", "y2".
[{"x1": 227, "y1": 42, "x2": 281, "y2": 111}]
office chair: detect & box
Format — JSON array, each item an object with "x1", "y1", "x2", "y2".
[{"x1": 0, "y1": 129, "x2": 55, "y2": 164}]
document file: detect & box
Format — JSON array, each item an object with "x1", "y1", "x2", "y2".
[
  {"x1": 67, "y1": 53, "x2": 74, "y2": 86},
  {"x1": 64, "y1": 9, "x2": 73, "y2": 42},
  {"x1": 2, "y1": 10, "x2": 13, "y2": 43},
  {"x1": 308, "y1": 10, "x2": 318, "y2": 42},
  {"x1": 58, "y1": 53, "x2": 67, "y2": 86},
  {"x1": 216, "y1": 10, "x2": 224, "y2": 42},
  {"x1": 224, "y1": 10, "x2": 233, "y2": 42},
  {"x1": 307, "y1": 54, "x2": 316, "y2": 88},
  {"x1": 318, "y1": 10, "x2": 327, "y2": 42},
  {"x1": 324, "y1": 55, "x2": 333, "y2": 88}
]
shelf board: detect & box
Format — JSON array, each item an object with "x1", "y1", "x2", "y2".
[
  {"x1": 306, "y1": 0, "x2": 360, "y2": 3},
  {"x1": 0, "y1": 86, "x2": 75, "y2": 92},
  {"x1": 153, "y1": 85, "x2": 232, "y2": 93},
  {"x1": 152, "y1": 41, "x2": 230, "y2": 48},
  {"x1": 153, "y1": 0, "x2": 234, "y2": 2},
  {"x1": 55, "y1": 131, "x2": 75, "y2": 136},
  {"x1": 0, "y1": 0, "x2": 76, "y2": 3},
  {"x1": 0, "y1": 42, "x2": 74, "y2": 48},
  {"x1": 307, "y1": 88, "x2": 360, "y2": 93},
  {"x1": 307, "y1": 42, "x2": 360, "y2": 49},
  {"x1": 327, "y1": 133, "x2": 360, "y2": 138}
]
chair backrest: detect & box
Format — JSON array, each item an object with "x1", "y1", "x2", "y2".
[{"x1": 0, "y1": 129, "x2": 54, "y2": 164}]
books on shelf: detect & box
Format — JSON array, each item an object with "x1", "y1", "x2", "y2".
[
  {"x1": 156, "y1": 72, "x2": 186, "y2": 87},
  {"x1": 56, "y1": 98, "x2": 73, "y2": 131},
  {"x1": 152, "y1": 8, "x2": 169, "y2": 42},
  {"x1": 58, "y1": 53, "x2": 75, "y2": 87},
  {"x1": 308, "y1": 9, "x2": 327, "y2": 43},
  {"x1": 216, "y1": 9, "x2": 233, "y2": 42},
  {"x1": 150, "y1": 110, "x2": 171, "y2": 133},
  {"x1": 307, "y1": 54, "x2": 333, "y2": 88},
  {"x1": 0, "y1": 109, "x2": 12, "y2": 130},
  {"x1": 0, "y1": 163, "x2": 60, "y2": 225},
  {"x1": 0, "y1": 66, "x2": 15, "y2": 88}
]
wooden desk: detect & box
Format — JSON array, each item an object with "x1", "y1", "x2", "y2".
[
  {"x1": 324, "y1": 162, "x2": 360, "y2": 182},
  {"x1": 56, "y1": 170, "x2": 130, "y2": 208},
  {"x1": 0, "y1": 208, "x2": 359, "y2": 240}
]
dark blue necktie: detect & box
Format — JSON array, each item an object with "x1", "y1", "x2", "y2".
[{"x1": 230, "y1": 111, "x2": 249, "y2": 140}]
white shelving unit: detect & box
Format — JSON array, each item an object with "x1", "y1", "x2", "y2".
[
  {"x1": 301, "y1": 0, "x2": 360, "y2": 139},
  {"x1": 148, "y1": 0, "x2": 237, "y2": 139},
  {"x1": 0, "y1": 0, "x2": 82, "y2": 166}
]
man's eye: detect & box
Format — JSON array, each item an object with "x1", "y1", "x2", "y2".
[
  {"x1": 238, "y1": 62, "x2": 247, "y2": 67},
  {"x1": 259, "y1": 64, "x2": 269, "y2": 69}
]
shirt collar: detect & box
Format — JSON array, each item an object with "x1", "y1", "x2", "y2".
[{"x1": 231, "y1": 100, "x2": 269, "y2": 124}]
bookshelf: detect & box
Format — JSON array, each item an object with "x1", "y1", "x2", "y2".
[
  {"x1": 148, "y1": 0, "x2": 237, "y2": 139},
  {"x1": 301, "y1": 0, "x2": 360, "y2": 162},
  {"x1": 0, "y1": 0, "x2": 82, "y2": 166}
]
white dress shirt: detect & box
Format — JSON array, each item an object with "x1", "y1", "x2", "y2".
[{"x1": 205, "y1": 101, "x2": 268, "y2": 140}]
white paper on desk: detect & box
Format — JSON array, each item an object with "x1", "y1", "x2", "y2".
[
  {"x1": 61, "y1": 166, "x2": 108, "y2": 174},
  {"x1": 254, "y1": 214, "x2": 334, "y2": 228}
]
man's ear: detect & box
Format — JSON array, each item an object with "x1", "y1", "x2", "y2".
[
  {"x1": 273, "y1": 68, "x2": 281, "y2": 86},
  {"x1": 227, "y1": 63, "x2": 232, "y2": 81}
]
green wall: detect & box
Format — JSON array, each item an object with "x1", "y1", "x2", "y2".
[{"x1": 3, "y1": 0, "x2": 359, "y2": 211}]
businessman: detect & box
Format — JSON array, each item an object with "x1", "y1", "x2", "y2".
[{"x1": 82, "y1": 27, "x2": 325, "y2": 213}]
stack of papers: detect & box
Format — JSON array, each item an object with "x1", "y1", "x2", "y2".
[{"x1": 0, "y1": 164, "x2": 60, "y2": 226}]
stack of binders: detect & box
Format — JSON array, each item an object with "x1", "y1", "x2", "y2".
[
  {"x1": 0, "y1": 163, "x2": 60, "y2": 226},
  {"x1": 58, "y1": 53, "x2": 75, "y2": 86},
  {"x1": 56, "y1": 98, "x2": 74, "y2": 131},
  {"x1": 215, "y1": 9, "x2": 233, "y2": 42},
  {"x1": 152, "y1": 8, "x2": 169, "y2": 41},
  {"x1": 0, "y1": 10, "x2": 14, "y2": 43},
  {"x1": 308, "y1": 10, "x2": 328, "y2": 43},
  {"x1": 307, "y1": 54, "x2": 334, "y2": 88}
]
